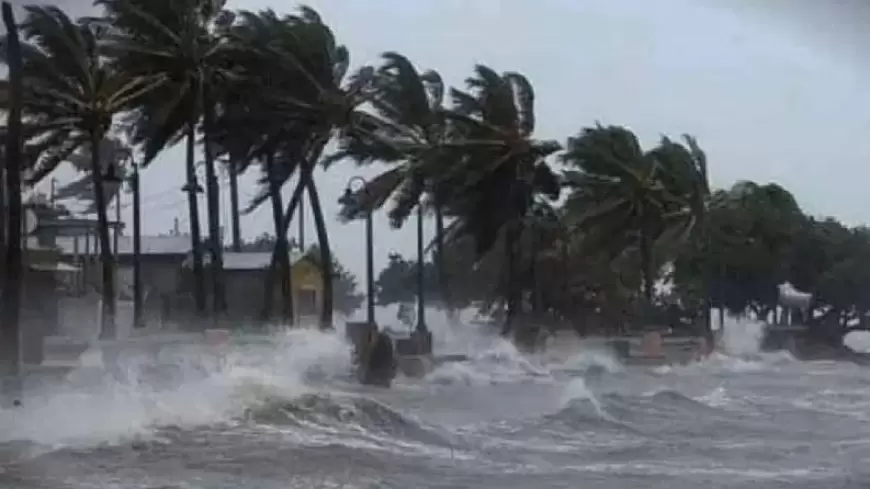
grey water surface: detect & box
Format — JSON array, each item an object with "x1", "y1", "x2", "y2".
[{"x1": 0, "y1": 325, "x2": 868, "y2": 489}]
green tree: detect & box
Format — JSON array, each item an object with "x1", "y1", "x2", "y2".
[
  {"x1": 436, "y1": 65, "x2": 561, "y2": 335},
  {"x1": 561, "y1": 126, "x2": 708, "y2": 308},
  {"x1": 374, "y1": 252, "x2": 439, "y2": 307},
  {"x1": 672, "y1": 181, "x2": 805, "y2": 320}
]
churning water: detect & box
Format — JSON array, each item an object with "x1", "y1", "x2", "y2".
[{"x1": 1, "y1": 313, "x2": 869, "y2": 488}]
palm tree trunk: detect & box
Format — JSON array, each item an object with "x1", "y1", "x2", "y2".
[
  {"x1": 1, "y1": 1, "x2": 23, "y2": 400},
  {"x1": 700, "y1": 222, "x2": 713, "y2": 343},
  {"x1": 90, "y1": 132, "x2": 116, "y2": 340},
  {"x1": 228, "y1": 161, "x2": 241, "y2": 252},
  {"x1": 263, "y1": 178, "x2": 305, "y2": 318},
  {"x1": 531, "y1": 228, "x2": 543, "y2": 316},
  {"x1": 202, "y1": 96, "x2": 225, "y2": 319},
  {"x1": 184, "y1": 125, "x2": 205, "y2": 317},
  {"x1": 301, "y1": 164, "x2": 334, "y2": 329},
  {"x1": 501, "y1": 223, "x2": 518, "y2": 336},
  {"x1": 639, "y1": 228, "x2": 654, "y2": 304},
  {"x1": 433, "y1": 198, "x2": 453, "y2": 321},
  {"x1": 266, "y1": 153, "x2": 293, "y2": 325},
  {"x1": 0, "y1": 145, "x2": 5, "y2": 247}
]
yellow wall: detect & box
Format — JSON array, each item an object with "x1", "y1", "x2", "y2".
[{"x1": 289, "y1": 259, "x2": 323, "y2": 320}]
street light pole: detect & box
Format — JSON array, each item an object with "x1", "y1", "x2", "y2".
[
  {"x1": 341, "y1": 176, "x2": 375, "y2": 326},
  {"x1": 415, "y1": 203, "x2": 426, "y2": 335},
  {"x1": 132, "y1": 160, "x2": 143, "y2": 329},
  {"x1": 365, "y1": 201, "x2": 374, "y2": 326}
]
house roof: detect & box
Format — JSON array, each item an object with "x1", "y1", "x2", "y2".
[
  {"x1": 29, "y1": 262, "x2": 80, "y2": 273},
  {"x1": 55, "y1": 235, "x2": 192, "y2": 256},
  {"x1": 223, "y1": 252, "x2": 272, "y2": 270},
  {"x1": 54, "y1": 234, "x2": 309, "y2": 270},
  {"x1": 184, "y1": 249, "x2": 307, "y2": 270},
  {"x1": 41, "y1": 217, "x2": 124, "y2": 234}
]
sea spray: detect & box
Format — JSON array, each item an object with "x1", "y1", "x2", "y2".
[
  {"x1": 0, "y1": 328, "x2": 352, "y2": 448},
  {"x1": 718, "y1": 315, "x2": 766, "y2": 357}
]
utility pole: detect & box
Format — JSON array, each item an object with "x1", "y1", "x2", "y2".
[{"x1": 132, "y1": 161, "x2": 143, "y2": 328}]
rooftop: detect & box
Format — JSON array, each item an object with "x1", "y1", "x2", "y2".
[
  {"x1": 55, "y1": 234, "x2": 191, "y2": 256},
  {"x1": 53, "y1": 234, "x2": 308, "y2": 270},
  {"x1": 192, "y1": 250, "x2": 306, "y2": 270}
]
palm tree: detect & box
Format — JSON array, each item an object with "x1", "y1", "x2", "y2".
[
  {"x1": 210, "y1": 9, "x2": 306, "y2": 324},
  {"x1": 98, "y1": 0, "x2": 237, "y2": 320},
  {"x1": 1, "y1": 0, "x2": 23, "y2": 386},
  {"x1": 561, "y1": 125, "x2": 709, "y2": 308},
  {"x1": 331, "y1": 52, "x2": 455, "y2": 315},
  {"x1": 435, "y1": 65, "x2": 562, "y2": 335},
  {"x1": 222, "y1": 7, "x2": 378, "y2": 328},
  {"x1": 2, "y1": 6, "x2": 159, "y2": 338}
]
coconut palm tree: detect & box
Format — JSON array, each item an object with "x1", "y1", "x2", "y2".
[
  {"x1": 221, "y1": 6, "x2": 378, "y2": 328},
  {"x1": 561, "y1": 125, "x2": 709, "y2": 307},
  {"x1": 331, "y1": 52, "x2": 455, "y2": 315},
  {"x1": 1, "y1": 5, "x2": 160, "y2": 338},
  {"x1": 1, "y1": 0, "x2": 23, "y2": 384},
  {"x1": 209, "y1": 9, "x2": 307, "y2": 324},
  {"x1": 435, "y1": 65, "x2": 562, "y2": 335},
  {"x1": 98, "y1": 0, "x2": 237, "y2": 319}
]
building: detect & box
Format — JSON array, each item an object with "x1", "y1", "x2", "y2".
[
  {"x1": 183, "y1": 250, "x2": 325, "y2": 326},
  {"x1": 2, "y1": 204, "x2": 112, "y2": 363},
  {"x1": 51, "y1": 227, "x2": 325, "y2": 329}
]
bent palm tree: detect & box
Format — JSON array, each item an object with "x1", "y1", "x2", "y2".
[
  {"x1": 437, "y1": 65, "x2": 562, "y2": 335},
  {"x1": 212, "y1": 9, "x2": 307, "y2": 323},
  {"x1": 332, "y1": 52, "x2": 455, "y2": 314},
  {"x1": 1, "y1": 0, "x2": 23, "y2": 382},
  {"x1": 1, "y1": 6, "x2": 159, "y2": 338},
  {"x1": 561, "y1": 125, "x2": 709, "y2": 306},
  {"x1": 99, "y1": 0, "x2": 237, "y2": 319},
  {"x1": 225, "y1": 7, "x2": 377, "y2": 328}
]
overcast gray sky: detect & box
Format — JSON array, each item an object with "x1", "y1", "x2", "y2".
[{"x1": 11, "y1": 0, "x2": 870, "y2": 281}]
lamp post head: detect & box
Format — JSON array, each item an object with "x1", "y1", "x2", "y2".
[
  {"x1": 338, "y1": 186, "x2": 354, "y2": 206},
  {"x1": 339, "y1": 176, "x2": 367, "y2": 207}
]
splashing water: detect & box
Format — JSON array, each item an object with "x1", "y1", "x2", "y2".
[
  {"x1": 0, "y1": 328, "x2": 353, "y2": 448},
  {"x1": 718, "y1": 314, "x2": 766, "y2": 357},
  {"x1": 1, "y1": 306, "x2": 869, "y2": 488}
]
